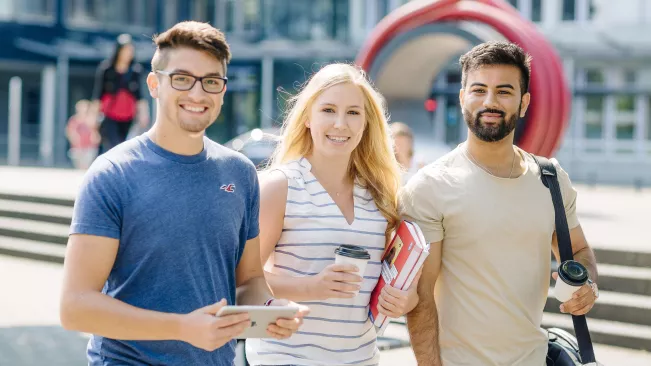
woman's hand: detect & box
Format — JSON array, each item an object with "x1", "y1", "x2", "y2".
[
  {"x1": 308, "y1": 264, "x2": 362, "y2": 300},
  {"x1": 377, "y1": 268, "x2": 422, "y2": 318}
]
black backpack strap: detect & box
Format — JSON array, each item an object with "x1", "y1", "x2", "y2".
[{"x1": 531, "y1": 154, "x2": 597, "y2": 364}]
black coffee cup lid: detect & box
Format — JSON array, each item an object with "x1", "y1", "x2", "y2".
[
  {"x1": 558, "y1": 260, "x2": 588, "y2": 286},
  {"x1": 334, "y1": 244, "x2": 370, "y2": 260}
]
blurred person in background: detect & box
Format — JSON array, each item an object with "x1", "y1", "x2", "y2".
[
  {"x1": 66, "y1": 99, "x2": 100, "y2": 169},
  {"x1": 90, "y1": 33, "x2": 150, "y2": 154},
  {"x1": 389, "y1": 121, "x2": 419, "y2": 184}
]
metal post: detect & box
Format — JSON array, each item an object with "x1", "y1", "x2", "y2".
[
  {"x1": 56, "y1": 53, "x2": 69, "y2": 165},
  {"x1": 8, "y1": 76, "x2": 22, "y2": 166},
  {"x1": 40, "y1": 65, "x2": 56, "y2": 166},
  {"x1": 261, "y1": 56, "x2": 274, "y2": 127}
]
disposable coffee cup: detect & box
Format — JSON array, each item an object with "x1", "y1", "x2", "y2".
[
  {"x1": 554, "y1": 260, "x2": 589, "y2": 303},
  {"x1": 334, "y1": 245, "x2": 370, "y2": 295}
]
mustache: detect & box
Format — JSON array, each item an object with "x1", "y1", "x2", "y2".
[{"x1": 477, "y1": 108, "x2": 505, "y2": 117}]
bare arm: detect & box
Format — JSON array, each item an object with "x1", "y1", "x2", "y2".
[
  {"x1": 551, "y1": 224, "x2": 598, "y2": 283},
  {"x1": 235, "y1": 235, "x2": 274, "y2": 306},
  {"x1": 258, "y1": 170, "x2": 360, "y2": 302},
  {"x1": 406, "y1": 240, "x2": 443, "y2": 366},
  {"x1": 236, "y1": 187, "x2": 309, "y2": 339},
  {"x1": 60, "y1": 234, "x2": 251, "y2": 350},
  {"x1": 60, "y1": 234, "x2": 182, "y2": 340},
  {"x1": 258, "y1": 170, "x2": 316, "y2": 302},
  {"x1": 552, "y1": 224, "x2": 599, "y2": 316}
]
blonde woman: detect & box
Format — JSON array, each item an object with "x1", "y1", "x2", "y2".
[{"x1": 246, "y1": 64, "x2": 421, "y2": 365}]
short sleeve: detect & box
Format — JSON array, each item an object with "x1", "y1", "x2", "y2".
[
  {"x1": 551, "y1": 158, "x2": 579, "y2": 230},
  {"x1": 246, "y1": 165, "x2": 261, "y2": 240},
  {"x1": 69, "y1": 157, "x2": 124, "y2": 239},
  {"x1": 399, "y1": 171, "x2": 444, "y2": 244}
]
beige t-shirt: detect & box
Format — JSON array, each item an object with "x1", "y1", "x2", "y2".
[{"x1": 400, "y1": 144, "x2": 579, "y2": 366}]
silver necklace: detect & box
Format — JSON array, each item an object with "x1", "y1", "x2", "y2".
[{"x1": 464, "y1": 146, "x2": 516, "y2": 179}]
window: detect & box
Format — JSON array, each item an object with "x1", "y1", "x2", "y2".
[
  {"x1": 585, "y1": 69, "x2": 605, "y2": 85},
  {"x1": 562, "y1": 0, "x2": 576, "y2": 21},
  {"x1": 378, "y1": 0, "x2": 389, "y2": 19},
  {"x1": 67, "y1": 0, "x2": 156, "y2": 29},
  {"x1": 446, "y1": 72, "x2": 461, "y2": 86},
  {"x1": 585, "y1": 95, "x2": 604, "y2": 139},
  {"x1": 164, "y1": 0, "x2": 180, "y2": 29},
  {"x1": 445, "y1": 99, "x2": 461, "y2": 144},
  {"x1": 0, "y1": 0, "x2": 55, "y2": 20},
  {"x1": 262, "y1": 0, "x2": 348, "y2": 42},
  {"x1": 588, "y1": 0, "x2": 596, "y2": 20},
  {"x1": 0, "y1": 2, "x2": 11, "y2": 18},
  {"x1": 615, "y1": 95, "x2": 636, "y2": 140},
  {"x1": 127, "y1": 0, "x2": 157, "y2": 28},
  {"x1": 18, "y1": 0, "x2": 54, "y2": 17},
  {"x1": 242, "y1": 0, "x2": 261, "y2": 31},
  {"x1": 531, "y1": 0, "x2": 542, "y2": 22},
  {"x1": 192, "y1": 0, "x2": 215, "y2": 24},
  {"x1": 624, "y1": 70, "x2": 637, "y2": 86}
]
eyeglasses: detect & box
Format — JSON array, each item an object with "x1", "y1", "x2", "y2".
[{"x1": 155, "y1": 70, "x2": 228, "y2": 94}]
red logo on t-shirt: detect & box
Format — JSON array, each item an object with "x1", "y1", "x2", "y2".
[{"x1": 220, "y1": 184, "x2": 235, "y2": 193}]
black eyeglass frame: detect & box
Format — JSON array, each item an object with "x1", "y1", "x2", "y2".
[{"x1": 155, "y1": 70, "x2": 228, "y2": 94}]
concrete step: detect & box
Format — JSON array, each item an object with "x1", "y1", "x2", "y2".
[
  {"x1": 595, "y1": 264, "x2": 651, "y2": 297},
  {"x1": 545, "y1": 290, "x2": 651, "y2": 327},
  {"x1": 552, "y1": 262, "x2": 651, "y2": 296},
  {"x1": 593, "y1": 248, "x2": 651, "y2": 269},
  {"x1": 0, "y1": 236, "x2": 65, "y2": 264},
  {"x1": 0, "y1": 199, "x2": 72, "y2": 225},
  {"x1": 0, "y1": 217, "x2": 68, "y2": 245},
  {"x1": 542, "y1": 312, "x2": 651, "y2": 352},
  {"x1": 0, "y1": 192, "x2": 75, "y2": 207}
]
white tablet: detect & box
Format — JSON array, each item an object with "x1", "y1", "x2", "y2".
[{"x1": 216, "y1": 305, "x2": 300, "y2": 339}]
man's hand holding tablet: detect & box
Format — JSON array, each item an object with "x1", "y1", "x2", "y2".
[{"x1": 216, "y1": 298, "x2": 309, "y2": 339}]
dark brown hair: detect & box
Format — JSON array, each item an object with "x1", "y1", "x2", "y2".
[
  {"x1": 459, "y1": 41, "x2": 532, "y2": 95},
  {"x1": 151, "y1": 21, "x2": 231, "y2": 72}
]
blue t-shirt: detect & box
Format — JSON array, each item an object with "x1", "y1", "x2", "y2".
[{"x1": 69, "y1": 134, "x2": 260, "y2": 366}]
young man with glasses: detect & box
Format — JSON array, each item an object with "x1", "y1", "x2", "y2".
[{"x1": 61, "y1": 21, "x2": 308, "y2": 366}]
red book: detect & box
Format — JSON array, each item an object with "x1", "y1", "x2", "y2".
[{"x1": 369, "y1": 220, "x2": 429, "y2": 334}]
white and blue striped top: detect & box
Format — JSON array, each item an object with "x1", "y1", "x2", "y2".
[{"x1": 245, "y1": 157, "x2": 388, "y2": 366}]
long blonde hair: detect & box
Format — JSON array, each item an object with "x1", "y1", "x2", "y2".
[{"x1": 266, "y1": 63, "x2": 401, "y2": 240}]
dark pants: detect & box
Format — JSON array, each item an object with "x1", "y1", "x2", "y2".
[{"x1": 99, "y1": 117, "x2": 133, "y2": 154}]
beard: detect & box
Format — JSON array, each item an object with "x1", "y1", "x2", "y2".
[{"x1": 463, "y1": 106, "x2": 520, "y2": 142}]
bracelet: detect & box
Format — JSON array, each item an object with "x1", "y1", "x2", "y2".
[{"x1": 264, "y1": 298, "x2": 274, "y2": 306}]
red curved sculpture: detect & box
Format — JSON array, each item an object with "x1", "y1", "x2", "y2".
[{"x1": 356, "y1": 0, "x2": 571, "y2": 157}]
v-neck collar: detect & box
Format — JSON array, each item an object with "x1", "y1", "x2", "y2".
[{"x1": 297, "y1": 157, "x2": 364, "y2": 226}]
